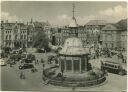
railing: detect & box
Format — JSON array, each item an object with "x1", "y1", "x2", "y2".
[
  {"x1": 43, "y1": 68, "x2": 106, "y2": 87},
  {"x1": 48, "y1": 76, "x2": 106, "y2": 87}
]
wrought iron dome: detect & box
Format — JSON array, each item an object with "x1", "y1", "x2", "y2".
[{"x1": 59, "y1": 37, "x2": 89, "y2": 55}]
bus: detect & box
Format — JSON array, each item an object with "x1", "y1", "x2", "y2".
[{"x1": 101, "y1": 58, "x2": 126, "y2": 75}]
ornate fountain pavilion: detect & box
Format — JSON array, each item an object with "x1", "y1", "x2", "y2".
[{"x1": 59, "y1": 37, "x2": 89, "y2": 73}]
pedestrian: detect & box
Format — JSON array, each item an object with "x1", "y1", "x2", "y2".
[
  {"x1": 36, "y1": 59, "x2": 39, "y2": 64},
  {"x1": 43, "y1": 63, "x2": 45, "y2": 70},
  {"x1": 23, "y1": 72, "x2": 26, "y2": 79},
  {"x1": 35, "y1": 60, "x2": 37, "y2": 65},
  {"x1": 105, "y1": 70, "x2": 108, "y2": 76},
  {"x1": 72, "y1": 87, "x2": 76, "y2": 91},
  {"x1": 10, "y1": 63, "x2": 12, "y2": 67},
  {"x1": 20, "y1": 72, "x2": 23, "y2": 79},
  {"x1": 41, "y1": 58, "x2": 44, "y2": 63}
]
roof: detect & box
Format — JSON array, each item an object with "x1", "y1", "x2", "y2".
[
  {"x1": 101, "y1": 57, "x2": 121, "y2": 65},
  {"x1": 59, "y1": 37, "x2": 89, "y2": 55},
  {"x1": 69, "y1": 17, "x2": 78, "y2": 28},
  {"x1": 102, "y1": 24, "x2": 121, "y2": 31},
  {"x1": 33, "y1": 21, "x2": 51, "y2": 29},
  {"x1": 4, "y1": 23, "x2": 15, "y2": 29},
  {"x1": 86, "y1": 20, "x2": 107, "y2": 26},
  {"x1": 3, "y1": 23, "x2": 26, "y2": 29},
  {"x1": 116, "y1": 19, "x2": 127, "y2": 30}
]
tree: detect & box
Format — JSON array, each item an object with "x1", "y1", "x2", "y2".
[{"x1": 32, "y1": 31, "x2": 49, "y2": 50}]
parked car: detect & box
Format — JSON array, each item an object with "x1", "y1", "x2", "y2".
[
  {"x1": 27, "y1": 54, "x2": 35, "y2": 60},
  {"x1": 24, "y1": 59, "x2": 33, "y2": 63},
  {"x1": 0, "y1": 59, "x2": 7, "y2": 66},
  {"x1": 36, "y1": 48, "x2": 45, "y2": 53},
  {"x1": 7, "y1": 60, "x2": 16, "y2": 65},
  {"x1": 19, "y1": 64, "x2": 34, "y2": 70}
]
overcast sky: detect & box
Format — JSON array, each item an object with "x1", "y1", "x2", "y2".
[{"x1": 1, "y1": 1, "x2": 127, "y2": 26}]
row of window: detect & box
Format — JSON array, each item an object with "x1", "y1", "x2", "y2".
[
  {"x1": 5, "y1": 30, "x2": 27, "y2": 34},
  {"x1": 20, "y1": 35, "x2": 27, "y2": 39},
  {"x1": 21, "y1": 30, "x2": 27, "y2": 34},
  {"x1": 6, "y1": 35, "x2": 11, "y2": 40},
  {"x1": 6, "y1": 30, "x2": 11, "y2": 34},
  {"x1": 5, "y1": 35, "x2": 27, "y2": 40},
  {"x1": 104, "y1": 63, "x2": 119, "y2": 69}
]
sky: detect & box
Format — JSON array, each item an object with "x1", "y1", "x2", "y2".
[{"x1": 1, "y1": 1, "x2": 127, "y2": 26}]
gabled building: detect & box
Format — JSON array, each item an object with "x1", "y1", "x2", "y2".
[
  {"x1": 101, "y1": 23, "x2": 121, "y2": 49},
  {"x1": 116, "y1": 19, "x2": 127, "y2": 51},
  {"x1": 101, "y1": 19, "x2": 127, "y2": 51}
]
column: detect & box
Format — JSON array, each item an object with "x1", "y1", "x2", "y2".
[
  {"x1": 64, "y1": 57, "x2": 66, "y2": 72},
  {"x1": 79, "y1": 58, "x2": 81, "y2": 73},
  {"x1": 59, "y1": 58, "x2": 61, "y2": 72},
  {"x1": 85, "y1": 56, "x2": 87, "y2": 71},
  {"x1": 72, "y1": 57, "x2": 74, "y2": 73}
]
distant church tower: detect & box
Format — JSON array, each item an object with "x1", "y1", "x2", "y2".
[{"x1": 68, "y1": 3, "x2": 78, "y2": 37}]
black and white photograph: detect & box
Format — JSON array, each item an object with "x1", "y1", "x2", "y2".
[{"x1": 0, "y1": 1, "x2": 127, "y2": 92}]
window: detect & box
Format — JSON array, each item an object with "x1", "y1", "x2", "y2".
[
  {"x1": 73, "y1": 60, "x2": 80, "y2": 71},
  {"x1": 58, "y1": 28, "x2": 61, "y2": 33},
  {"x1": 21, "y1": 35, "x2": 23, "y2": 39},
  {"x1": 66, "y1": 60, "x2": 72, "y2": 71},
  {"x1": 6, "y1": 35, "x2": 8, "y2": 40},
  {"x1": 24, "y1": 35, "x2": 26, "y2": 39},
  {"x1": 15, "y1": 35, "x2": 17, "y2": 40},
  {"x1": 30, "y1": 37, "x2": 32, "y2": 41},
  {"x1": 9, "y1": 35, "x2": 11, "y2": 40}
]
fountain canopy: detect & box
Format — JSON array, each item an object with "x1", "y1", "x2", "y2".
[
  {"x1": 58, "y1": 37, "x2": 89, "y2": 73},
  {"x1": 59, "y1": 37, "x2": 89, "y2": 56}
]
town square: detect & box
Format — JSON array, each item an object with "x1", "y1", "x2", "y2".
[{"x1": 0, "y1": 1, "x2": 127, "y2": 92}]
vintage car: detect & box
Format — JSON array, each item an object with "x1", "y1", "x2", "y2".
[
  {"x1": 0, "y1": 58, "x2": 7, "y2": 66},
  {"x1": 19, "y1": 64, "x2": 34, "y2": 70}
]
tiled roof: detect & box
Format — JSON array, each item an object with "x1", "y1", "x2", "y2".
[
  {"x1": 3, "y1": 23, "x2": 27, "y2": 30},
  {"x1": 86, "y1": 20, "x2": 107, "y2": 25},
  {"x1": 102, "y1": 24, "x2": 120, "y2": 31},
  {"x1": 33, "y1": 21, "x2": 51, "y2": 28},
  {"x1": 4, "y1": 23, "x2": 15, "y2": 29}
]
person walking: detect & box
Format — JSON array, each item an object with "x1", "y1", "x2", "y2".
[{"x1": 20, "y1": 72, "x2": 23, "y2": 79}]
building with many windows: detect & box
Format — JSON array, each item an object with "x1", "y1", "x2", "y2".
[
  {"x1": 1, "y1": 21, "x2": 28, "y2": 49},
  {"x1": 101, "y1": 19, "x2": 127, "y2": 51},
  {"x1": 84, "y1": 20, "x2": 107, "y2": 45},
  {"x1": 0, "y1": 19, "x2": 52, "y2": 49},
  {"x1": 101, "y1": 24, "x2": 121, "y2": 49}
]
